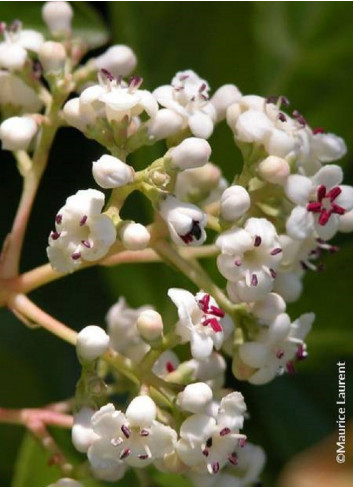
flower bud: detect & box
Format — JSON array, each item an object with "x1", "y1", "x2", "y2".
[
  {"x1": 226, "y1": 102, "x2": 241, "y2": 129},
  {"x1": 94, "y1": 45, "x2": 137, "y2": 77},
  {"x1": 49, "y1": 479, "x2": 83, "y2": 487},
  {"x1": 211, "y1": 84, "x2": 242, "y2": 122},
  {"x1": 126, "y1": 395, "x2": 156, "y2": 426},
  {"x1": 168, "y1": 137, "x2": 211, "y2": 170},
  {"x1": 147, "y1": 109, "x2": 183, "y2": 140},
  {"x1": 177, "y1": 382, "x2": 213, "y2": 414},
  {"x1": 137, "y1": 309, "x2": 163, "y2": 341},
  {"x1": 72, "y1": 407, "x2": 96, "y2": 453},
  {"x1": 38, "y1": 41, "x2": 66, "y2": 72},
  {"x1": 119, "y1": 222, "x2": 150, "y2": 250},
  {"x1": 311, "y1": 132, "x2": 347, "y2": 162},
  {"x1": 63, "y1": 98, "x2": 85, "y2": 131},
  {"x1": 257, "y1": 155, "x2": 290, "y2": 184},
  {"x1": 42, "y1": 1, "x2": 73, "y2": 35},
  {"x1": 220, "y1": 185, "x2": 250, "y2": 221},
  {"x1": 265, "y1": 129, "x2": 295, "y2": 158},
  {"x1": 92, "y1": 154, "x2": 134, "y2": 189},
  {"x1": 76, "y1": 325, "x2": 109, "y2": 361},
  {"x1": 252, "y1": 292, "x2": 286, "y2": 322},
  {"x1": 0, "y1": 116, "x2": 37, "y2": 151}
]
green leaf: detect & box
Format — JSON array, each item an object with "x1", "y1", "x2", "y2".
[
  {"x1": 12, "y1": 433, "x2": 62, "y2": 487},
  {"x1": 0, "y1": 2, "x2": 109, "y2": 49}
]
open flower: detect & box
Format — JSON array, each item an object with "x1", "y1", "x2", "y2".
[
  {"x1": 87, "y1": 397, "x2": 177, "y2": 474},
  {"x1": 168, "y1": 288, "x2": 233, "y2": 360},
  {"x1": 159, "y1": 195, "x2": 207, "y2": 246},
  {"x1": 285, "y1": 164, "x2": 353, "y2": 240},
  {"x1": 0, "y1": 21, "x2": 43, "y2": 71},
  {"x1": 176, "y1": 392, "x2": 246, "y2": 474},
  {"x1": 238, "y1": 312, "x2": 314, "y2": 384},
  {"x1": 47, "y1": 189, "x2": 116, "y2": 273},
  {"x1": 216, "y1": 218, "x2": 283, "y2": 302},
  {"x1": 153, "y1": 70, "x2": 217, "y2": 138}
]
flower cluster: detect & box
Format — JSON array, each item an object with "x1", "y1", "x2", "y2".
[{"x1": 1, "y1": 2, "x2": 352, "y2": 487}]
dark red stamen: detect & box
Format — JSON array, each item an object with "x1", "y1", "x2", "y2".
[
  {"x1": 81, "y1": 240, "x2": 91, "y2": 248},
  {"x1": 220, "y1": 427, "x2": 231, "y2": 436},
  {"x1": 198, "y1": 294, "x2": 210, "y2": 312},
  {"x1": 80, "y1": 215, "x2": 87, "y2": 226},
  {"x1": 101, "y1": 68, "x2": 114, "y2": 81},
  {"x1": 276, "y1": 350, "x2": 284, "y2": 359},
  {"x1": 210, "y1": 305, "x2": 225, "y2": 318},
  {"x1": 119, "y1": 448, "x2": 131, "y2": 460},
  {"x1": 121, "y1": 425, "x2": 131, "y2": 439},
  {"x1": 202, "y1": 317, "x2": 222, "y2": 333},
  {"x1": 228, "y1": 453, "x2": 238, "y2": 465},
  {"x1": 212, "y1": 462, "x2": 220, "y2": 474},
  {"x1": 254, "y1": 235, "x2": 262, "y2": 247},
  {"x1": 166, "y1": 361, "x2": 175, "y2": 373},
  {"x1": 50, "y1": 231, "x2": 61, "y2": 240},
  {"x1": 286, "y1": 361, "x2": 295, "y2": 374},
  {"x1": 313, "y1": 127, "x2": 325, "y2": 135},
  {"x1": 271, "y1": 248, "x2": 282, "y2": 256},
  {"x1": 140, "y1": 429, "x2": 149, "y2": 437},
  {"x1": 251, "y1": 274, "x2": 258, "y2": 287},
  {"x1": 71, "y1": 252, "x2": 81, "y2": 260},
  {"x1": 55, "y1": 214, "x2": 62, "y2": 225}
]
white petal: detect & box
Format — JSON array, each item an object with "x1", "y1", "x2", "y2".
[
  {"x1": 188, "y1": 112, "x2": 214, "y2": 138},
  {"x1": 126, "y1": 395, "x2": 156, "y2": 426},
  {"x1": 286, "y1": 207, "x2": 314, "y2": 240},
  {"x1": 313, "y1": 213, "x2": 339, "y2": 240},
  {"x1": 249, "y1": 365, "x2": 277, "y2": 385},
  {"x1": 336, "y1": 185, "x2": 353, "y2": 211},
  {"x1": 239, "y1": 342, "x2": 269, "y2": 368},
  {"x1": 312, "y1": 164, "x2": 343, "y2": 188},
  {"x1": 190, "y1": 331, "x2": 214, "y2": 360},
  {"x1": 215, "y1": 228, "x2": 253, "y2": 255},
  {"x1": 285, "y1": 175, "x2": 313, "y2": 206},
  {"x1": 235, "y1": 110, "x2": 272, "y2": 143}
]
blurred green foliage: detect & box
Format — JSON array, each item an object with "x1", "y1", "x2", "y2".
[{"x1": 0, "y1": 2, "x2": 353, "y2": 486}]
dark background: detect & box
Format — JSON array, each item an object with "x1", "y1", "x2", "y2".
[{"x1": 0, "y1": 2, "x2": 352, "y2": 486}]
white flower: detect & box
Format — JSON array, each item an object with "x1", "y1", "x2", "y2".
[
  {"x1": 176, "y1": 392, "x2": 246, "y2": 474},
  {"x1": 92, "y1": 154, "x2": 134, "y2": 189},
  {"x1": 38, "y1": 41, "x2": 66, "y2": 73},
  {"x1": 210, "y1": 84, "x2": 242, "y2": 123},
  {"x1": 76, "y1": 325, "x2": 110, "y2": 361},
  {"x1": 189, "y1": 442, "x2": 266, "y2": 487},
  {"x1": 136, "y1": 309, "x2": 163, "y2": 342},
  {"x1": 72, "y1": 407, "x2": 97, "y2": 453},
  {"x1": 93, "y1": 45, "x2": 137, "y2": 78},
  {"x1": 0, "y1": 21, "x2": 43, "y2": 71},
  {"x1": 106, "y1": 297, "x2": 151, "y2": 361},
  {"x1": 0, "y1": 116, "x2": 37, "y2": 151},
  {"x1": 0, "y1": 71, "x2": 42, "y2": 112},
  {"x1": 238, "y1": 312, "x2": 314, "y2": 384},
  {"x1": 47, "y1": 189, "x2": 116, "y2": 273},
  {"x1": 216, "y1": 218, "x2": 283, "y2": 302},
  {"x1": 257, "y1": 155, "x2": 290, "y2": 185},
  {"x1": 159, "y1": 195, "x2": 207, "y2": 246},
  {"x1": 220, "y1": 185, "x2": 251, "y2": 222},
  {"x1": 177, "y1": 382, "x2": 214, "y2": 414},
  {"x1": 153, "y1": 70, "x2": 217, "y2": 138},
  {"x1": 97, "y1": 72, "x2": 158, "y2": 123},
  {"x1": 168, "y1": 288, "x2": 233, "y2": 360},
  {"x1": 87, "y1": 398, "x2": 177, "y2": 472},
  {"x1": 168, "y1": 137, "x2": 211, "y2": 170},
  {"x1": 42, "y1": 1, "x2": 73, "y2": 35},
  {"x1": 285, "y1": 165, "x2": 353, "y2": 240}
]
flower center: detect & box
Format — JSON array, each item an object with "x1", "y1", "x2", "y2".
[{"x1": 306, "y1": 185, "x2": 345, "y2": 226}]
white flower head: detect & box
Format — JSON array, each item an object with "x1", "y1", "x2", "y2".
[
  {"x1": 93, "y1": 45, "x2": 137, "y2": 78},
  {"x1": 176, "y1": 392, "x2": 246, "y2": 474},
  {"x1": 0, "y1": 116, "x2": 37, "y2": 151},
  {"x1": 47, "y1": 189, "x2": 116, "y2": 273},
  {"x1": 92, "y1": 154, "x2": 134, "y2": 189},
  {"x1": 239, "y1": 312, "x2": 314, "y2": 384},
  {"x1": 159, "y1": 195, "x2": 207, "y2": 246},
  {"x1": 168, "y1": 288, "x2": 233, "y2": 360},
  {"x1": 76, "y1": 325, "x2": 110, "y2": 362},
  {"x1": 285, "y1": 165, "x2": 353, "y2": 240},
  {"x1": 87, "y1": 398, "x2": 177, "y2": 473},
  {"x1": 106, "y1": 297, "x2": 151, "y2": 361},
  {"x1": 216, "y1": 218, "x2": 283, "y2": 302},
  {"x1": 153, "y1": 69, "x2": 217, "y2": 138},
  {"x1": 0, "y1": 21, "x2": 43, "y2": 71}
]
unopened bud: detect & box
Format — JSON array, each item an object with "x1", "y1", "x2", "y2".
[
  {"x1": 63, "y1": 98, "x2": 85, "y2": 131},
  {"x1": 92, "y1": 154, "x2": 134, "y2": 189},
  {"x1": 220, "y1": 185, "x2": 251, "y2": 221},
  {"x1": 0, "y1": 116, "x2": 37, "y2": 151},
  {"x1": 126, "y1": 395, "x2": 156, "y2": 427},
  {"x1": 177, "y1": 382, "x2": 213, "y2": 414},
  {"x1": 168, "y1": 137, "x2": 211, "y2": 170},
  {"x1": 147, "y1": 109, "x2": 183, "y2": 140},
  {"x1": 257, "y1": 155, "x2": 290, "y2": 184},
  {"x1": 211, "y1": 84, "x2": 242, "y2": 122},
  {"x1": 72, "y1": 407, "x2": 96, "y2": 453},
  {"x1": 119, "y1": 222, "x2": 150, "y2": 250},
  {"x1": 49, "y1": 478, "x2": 83, "y2": 487},
  {"x1": 137, "y1": 309, "x2": 163, "y2": 342},
  {"x1": 76, "y1": 325, "x2": 109, "y2": 361},
  {"x1": 42, "y1": 1, "x2": 73, "y2": 35},
  {"x1": 39, "y1": 41, "x2": 66, "y2": 72},
  {"x1": 226, "y1": 102, "x2": 241, "y2": 129},
  {"x1": 94, "y1": 45, "x2": 137, "y2": 77}
]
